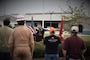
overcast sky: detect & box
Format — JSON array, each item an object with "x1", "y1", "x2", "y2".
[{"x1": 0, "y1": 0, "x2": 90, "y2": 16}]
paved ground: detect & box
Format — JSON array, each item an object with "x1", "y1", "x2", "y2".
[
  {"x1": 33, "y1": 57, "x2": 90, "y2": 60},
  {"x1": 33, "y1": 57, "x2": 64, "y2": 60}
]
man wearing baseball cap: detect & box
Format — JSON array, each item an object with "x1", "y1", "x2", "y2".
[
  {"x1": 8, "y1": 15, "x2": 34, "y2": 60},
  {"x1": 43, "y1": 27, "x2": 61, "y2": 60},
  {"x1": 62, "y1": 26, "x2": 87, "y2": 60}
]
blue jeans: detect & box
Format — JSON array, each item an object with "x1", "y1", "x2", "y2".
[{"x1": 44, "y1": 54, "x2": 59, "y2": 60}]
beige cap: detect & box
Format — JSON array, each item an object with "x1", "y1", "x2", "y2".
[
  {"x1": 71, "y1": 26, "x2": 79, "y2": 32},
  {"x1": 16, "y1": 15, "x2": 25, "y2": 21}
]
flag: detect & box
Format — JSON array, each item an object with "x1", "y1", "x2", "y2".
[
  {"x1": 28, "y1": 16, "x2": 35, "y2": 34},
  {"x1": 59, "y1": 16, "x2": 64, "y2": 42},
  {"x1": 28, "y1": 26, "x2": 35, "y2": 34},
  {"x1": 31, "y1": 16, "x2": 34, "y2": 29}
]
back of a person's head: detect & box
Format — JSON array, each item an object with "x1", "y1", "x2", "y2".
[
  {"x1": 50, "y1": 27, "x2": 56, "y2": 34},
  {"x1": 71, "y1": 26, "x2": 79, "y2": 35},
  {"x1": 3, "y1": 18, "x2": 10, "y2": 26},
  {"x1": 16, "y1": 15, "x2": 25, "y2": 25},
  {"x1": 17, "y1": 21, "x2": 24, "y2": 25}
]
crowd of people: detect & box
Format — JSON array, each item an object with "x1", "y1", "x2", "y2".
[{"x1": 0, "y1": 15, "x2": 87, "y2": 60}]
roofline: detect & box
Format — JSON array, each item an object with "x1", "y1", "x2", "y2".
[{"x1": 10, "y1": 12, "x2": 72, "y2": 15}]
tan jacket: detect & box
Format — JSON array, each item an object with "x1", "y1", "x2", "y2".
[
  {"x1": 8, "y1": 26, "x2": 34, "y2": 54},
  {"x1": 0, "y1": 26, "x2": 13, "y2": 52}
]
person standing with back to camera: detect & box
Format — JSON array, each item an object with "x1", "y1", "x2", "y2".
[
  {"x1": 62, "y1": 26, "x2": 87, "y2": 60},
  {"x1": 8, "y1": 15, "x2": 34, "y2": 60},
  {"x1": 44, "y1": 27, "x2": 61, "y2": 60},
  {"x1": 0, "y1": 18, "x2": 13, "y2": 60}
]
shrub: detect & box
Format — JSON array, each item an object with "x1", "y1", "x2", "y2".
[{"x1": 33, "y1": 42, "x2": 45, "y2": 58}]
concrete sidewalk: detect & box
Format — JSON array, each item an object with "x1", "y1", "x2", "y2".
[
  {"x1": 33, "y1": 57, "x2": 64, "y2": 60},
  {"x1": 33, "y1": 57, "x2": 90, "y2": 60}
]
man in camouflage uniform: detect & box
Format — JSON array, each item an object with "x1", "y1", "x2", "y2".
[{"x1": 8, "y1": 15, "x2": 34, "y2": 60}]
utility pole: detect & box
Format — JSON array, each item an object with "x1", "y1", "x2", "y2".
[
  {"x1": 49, "y1": 11, "x2": 54, "y2": 27},
  {"x1": 50, "y1": 13, "x2": 52, "y2": 27},
  {"x1": 4, "y1": 0, "x2": 6, "y2": 16}
]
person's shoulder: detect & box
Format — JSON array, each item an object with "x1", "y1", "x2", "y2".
[
  {"x1": 53, "y1": 35, "x2": 60, "y2": 39},
  {"x1": 25, "y1": 26, "x2": 30, "y2": 29},
  {"x1": 8, "y1": 27, "x2": 13, "y2": 31},
  {"x1": 24, "y1": 26, "x2": 32, "y2": 32},
  {"x1": 13, "y1": 26, "x2": 18, "y2": 30},
  {"x1": 77, "y1": 36, "x2": 84, "y2": 41},
  {"x1": 77, "y1": 36, "x2": 82, "y2": 39},
  {"x1": 12, "y1": 26, "x2": 22, "y2": 32},
  {"x1": 45, "y1": 36, "x2": 50, "y2": 39},
  {"x1": 64, "y1": 36, "x2": 71, "y2": 41}
]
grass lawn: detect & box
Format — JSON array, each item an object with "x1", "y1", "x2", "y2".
[{"x1": 44, "y1": 33, "x2": 90, "y2": 45}]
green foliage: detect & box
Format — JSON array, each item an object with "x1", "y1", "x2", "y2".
[
  {"x1": 66, "y1": 0, "x2": 86, "y2": 25},
  {"x1": 33, "y1": 42, "x2": 45, "y2": 58},
  {"x1": 58, "y1": 44, "x2": 63, "y2": 57},
  {"x1": 62, "y1": 0, "x2": 88, "y2": 31}
]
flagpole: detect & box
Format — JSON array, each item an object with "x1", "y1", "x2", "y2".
[
  {"x1": 31, "y1": 14, "x2": 34, "y2": 29},
  {"x1": 42, "y1": 0, "x2": 44, "y2": 28},
  {"x1": 49, "y1": 11, "x2": 54, "y2": 27},
  {"x1": 50, "y1": 12, "x2": 52, "y2": 27},
  {"x1": 23, "y1": 15, "x2": 26, "y2": 26}
]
